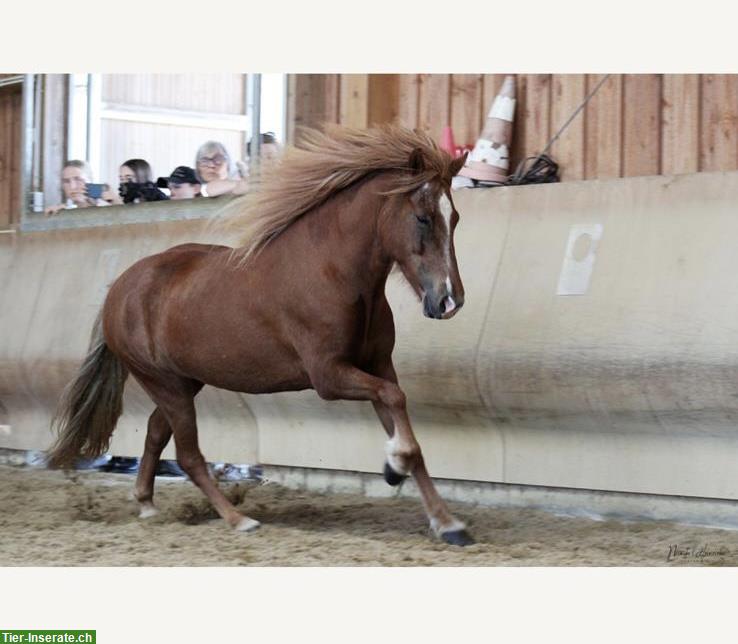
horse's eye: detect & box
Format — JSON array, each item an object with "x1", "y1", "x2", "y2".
[{"x1": 415, "y1": 213, "x2": 431, "y2": 226}]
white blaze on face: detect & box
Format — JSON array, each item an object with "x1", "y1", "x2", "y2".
[
  {"x1": 438, "y1": 192, "x2": 453, "y2": 232},
  {"x1": 443, "y1": 276, "x2": 456, "y2": 314},
  {"x1": 438, "y1": 193, "x2": 455, "y2": 303}
]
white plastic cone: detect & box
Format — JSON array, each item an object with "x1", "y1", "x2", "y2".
[{"x1": 459, "y1": 75, "x2": 516, "y2": 183}]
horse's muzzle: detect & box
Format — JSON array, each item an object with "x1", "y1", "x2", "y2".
[{"x1": 423, "y1": 292, "x2": 464, "y2": 320}]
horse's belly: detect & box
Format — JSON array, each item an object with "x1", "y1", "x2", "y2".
[
  {"x1": 168, "y1": 322, "x2": 311, "y2": 394},
  {"x1": 194, "y1": 354, "x2": 312, "y2": 395}
]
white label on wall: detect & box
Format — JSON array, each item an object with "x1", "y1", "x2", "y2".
[{"x1": 556, "y1": 223, "x2": 603, "y2": 296}]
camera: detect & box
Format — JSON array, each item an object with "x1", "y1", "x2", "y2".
[{"x1": 118, "y1": 181, "x2": 169, "y2": 204}]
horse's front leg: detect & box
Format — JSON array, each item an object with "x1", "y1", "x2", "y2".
[
  {"x1": 312, "y1": 361, "x2": 474, "y2": 545},
  {"x1": 369, "y1": 365, "x2": 474, "y2": 546},
  {"x1": 311, "y1": 361, "x2": 421, "y2": 477}
]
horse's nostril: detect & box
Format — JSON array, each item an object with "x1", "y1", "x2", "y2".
[{"x1": 442, "y1": 295, "x2": 456, "y2": 315}]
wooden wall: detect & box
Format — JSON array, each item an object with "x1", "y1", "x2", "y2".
[
  {"x1": 289, "y1": 74, "x2": 738, "y2": 182},
  {"x1": 0, "y1": 82, "x2": 22, "y2": 228}
]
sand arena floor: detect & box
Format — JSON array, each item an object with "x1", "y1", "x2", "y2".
[{"x1": 2, "y1": 464, "x2": 738, "y2": 566}]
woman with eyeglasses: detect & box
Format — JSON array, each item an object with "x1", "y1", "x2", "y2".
[{"x1": 194, "y1": 141, "x2": 249, "y2": 197}]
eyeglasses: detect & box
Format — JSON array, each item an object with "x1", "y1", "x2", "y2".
[{"x1": 197, "y1": 154, "x2": 226, "y2": 167}]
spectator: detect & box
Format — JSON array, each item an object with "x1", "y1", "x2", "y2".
[
  {"x1": 167, "y1": 166, "x2": 201, "y2": 200},
  {"x1": 248, "y1": 131, "x2": 282, "y2": 168},
  {"x1": 44, "y1": 160, "x2": 112, "y2": 216},
  {"x1": 118, "y1": 158, "x2": 169, "y2": 204},
  {"x1": 194, "y1": 141, "x2": 248, "y2": 198}
]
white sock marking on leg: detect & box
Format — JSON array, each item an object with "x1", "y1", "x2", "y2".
[{"x1": 385, "y1": 436, "x2": 410, "y2": 476}]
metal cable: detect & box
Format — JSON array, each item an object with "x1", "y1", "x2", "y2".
[{"x1": 541, "y1": 74, "x2": 611, "y2": 157}]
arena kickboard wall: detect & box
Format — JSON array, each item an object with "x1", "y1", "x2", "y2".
[{"x1": 2, "y1": 171, "x2": 738, "y2": 500}]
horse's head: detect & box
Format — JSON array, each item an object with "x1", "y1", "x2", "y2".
[{"x1": 382, "y1": 150, "x2": 467, "y2": 320}]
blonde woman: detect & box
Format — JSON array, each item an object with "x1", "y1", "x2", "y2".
[{"x1": 44, "y1": 160, "x2": 115, "y2": 215}]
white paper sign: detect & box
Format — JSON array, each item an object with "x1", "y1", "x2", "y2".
[{"x1": 556, "y1": 223, "x2": 603, "y2": 296}]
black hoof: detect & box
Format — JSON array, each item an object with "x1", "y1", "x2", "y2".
[
  {"x1": 383, "y1": 461, "x2": 408, "y2": 487},
  {"x1": 441, "y1": 529, "x2": 475, "y2": 547}
]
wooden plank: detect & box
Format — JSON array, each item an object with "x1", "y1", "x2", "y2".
[
  {"x1": 288, "y1": 74, "x2": 310, "y2": 141},
  {"x1": 368, "y1": 75, "x2": 399, "y2": 126},
  {"x1": 511, "y1": 73, "x2": 530, "y2": 168},
  {"x1": 9, "y1": 85, "x2": 21, "y2": 225},
  {"x1": 623, "y1": 74, "x2": 662, "y2": 177},
  {"x1": 524, "y1": 74, "x2": 552, "y2": 153},
  {"x1": 549, "y1": 74, "x2": 586, "y2": 181},
  {"x1": 41, "y1": 75, "x2": 67, "y2": 206},
  {"x1": 0, "y1": 89, "x2": 11, "y2": 228},
  {"x1": 339, "y1": 74, "x2": 369, "y2": 129},
  {"x1": 699, "y1": 74, "x2": 738, "y2": 172},
  {"x1": 397, "y1": 75, "x2": 420, "y2": 128},
  {"x1": 418, "y1": 74, "x2": 450, "y2": 143},
  {"x1": 292, "y1": 74, "x2": 339, "y2": 142},
  {"x1": 285, "y1": 75, "x2": 297, "y2": 145},
  {"x1": 661, "y1": 74, "x2": 700, "y2": 175},
  {"x1": 0, "y1": 85, "x2": 22, "y2": 227},
  {"x1": 584, "y1": 74, "x2": 623, "y2": 179},
  {"x1": 512, "y1": 74, "x2": 551, "y2": 169},
  {"x1": 450, "y1": 74, "x2": 483, "y2": 147},
  {"x1": 323, "y1": 75, "x2": 340, "y2": 124}
]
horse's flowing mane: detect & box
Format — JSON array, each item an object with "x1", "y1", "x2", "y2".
[{"x1": 217, "y1": 124, "x2": 456, "y2": 262}]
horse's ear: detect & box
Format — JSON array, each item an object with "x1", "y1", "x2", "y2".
[
  {"x1": 449, "y1": 152, "x2": 469, "y2": 177},
  {"x1": 409, "y1": 148, "x2": 426, "y2": 173}
]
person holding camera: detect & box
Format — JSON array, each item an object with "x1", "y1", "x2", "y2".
[
  {"x1": 44, "y1": 160, "x2": 114, "y2": 216},
  {"x1": 118, "y1": 158, "x2": 169, "y2": 204}
]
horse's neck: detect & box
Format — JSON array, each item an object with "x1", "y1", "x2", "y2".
[{"x1": 293, "y1": 175, "x2": 393, "y2": 297}]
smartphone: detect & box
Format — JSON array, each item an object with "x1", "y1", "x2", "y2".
[{"x1": 86, "y1": 183, "x2": 106, "y2": 199}]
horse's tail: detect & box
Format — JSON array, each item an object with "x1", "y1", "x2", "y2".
[{"x1": 47, "y1": 312, "x2": 129, "y2": 469}]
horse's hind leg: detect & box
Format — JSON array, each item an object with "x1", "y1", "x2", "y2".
[
  {"x1": 132, "y1": 373, "x2": 260, "y2": 532},
  {"x1": 134, "y1": 407, "x2": 172, "y2": 518},
  {"x1": 169, "y1": 401, "x2": 260, "y2": 532}
]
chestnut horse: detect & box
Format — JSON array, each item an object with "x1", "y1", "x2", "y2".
[{"x1": 48, "y1": 125, "x2": 473, "y2": 545}]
